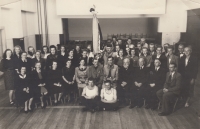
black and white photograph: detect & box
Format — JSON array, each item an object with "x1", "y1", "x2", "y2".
[{"x1": 0, "y1": 0, "x2": 200, "y2": 128}]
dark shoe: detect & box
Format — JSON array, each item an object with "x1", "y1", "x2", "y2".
[
  {"x1": 129, "y1": 104, "x2": 136, "y2": 109},
  {"x1": 28, "y1": 108, "x2": 32, "y2": 112},
  {"x1": 158, "y1": 112, "x2": 170, "y2": 116},
  {"x1": 10, "y1": 101, "x2": 14, "y2": 105},
  {"x1": 24, "y1": 110, "x2": 28, "y2": 114}
]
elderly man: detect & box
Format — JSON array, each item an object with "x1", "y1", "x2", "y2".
[
  {"x1": 157, "y1": 63, "x2": 181, "y2": 116},
  {"x1": 103, "y1": 44, "x2": 116, "y2": 66},
  {"x1": 117, "y1": 58, "x2": 134, "y2": 105},
  {"x1": 103, "y1": 56, "x2": 118, "y2": 88},
  {"x1": 179, "y1": 47, "x2": 198, "y2": 107},
  {"x1": 145, "y1": 58, "x2": 166, "y2": 110},
  {"x1": 87, "y1": 58, "x2": 104, "y2": 89},
  {"x1": 129, "y1": 57, "x2": 149, "y2": 108}
]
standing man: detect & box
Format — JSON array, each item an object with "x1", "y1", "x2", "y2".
[
  {"x1": 87, "y1": 58, "x2": 104, "y2": 89},
  {"x1": 179, "y1": 47, "x2": 198, "y2": 107},
  {"x1": 152, "y1": 46, "x2": 167, "y2": 69},
  {"x1": 103, "y1": 44, "x2": 116, "y2": 66},
  {"x1": 149, "y1": 43, "x2": 156, "y2": 56},
  {"x1": 157, "y1": 63, "x2": 181, "y2": 116},
  {"x1": 167, "y1": 46, "x2": 179, "y2": 70},
  {"x1": 129, "y1": 57, "x2": 149, "y2": 108}
]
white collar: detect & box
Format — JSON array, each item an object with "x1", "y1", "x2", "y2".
[{"x1": 19, "y1": 74, "x2": 26, "y2": 79}]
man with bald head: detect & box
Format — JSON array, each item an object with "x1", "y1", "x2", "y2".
[
  {"x1": 129, "y1": 57, "x2": 149, "y2": 108},
  {"x1": 117, "y1": 58, "x2": 134, "y2": 105}
]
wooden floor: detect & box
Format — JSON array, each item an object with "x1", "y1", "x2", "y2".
[{"x1": 0, "y1": 66, "x2": 200, "y2": 129}]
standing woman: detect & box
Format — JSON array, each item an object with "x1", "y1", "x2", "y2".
[
  {"x1": 15, "y1": 66, "x2": 33, "y2": 113},
  {"x1": 18, "y1": 52, "x2": 32, "y2": 73},
  {"x1": 46, "y1": 45, "x2": 58, "y2": 70},
  {"x1": 27, "y1": 46, "x2": 36, "y2": 59},
  {"x1": 0, "y1": 49, "x2": 15, "y2": 104},
  {"x1": 46, "y1": 61, "x2": 63, "y2": 105},
  {"x1": 13, "y1": 45, "x2": 22, "y2": 73},
  {"x1": 75, "y1": 58, "x2": 89, "y2": 96},
  {"x1": 32, "y1": 51, "x2": 45, "y2": 70},
  {"x1": 67, "y1": 49, "x2": 76, "y2": 67},
  {"x1": 62, "y1": 59, "x2": 76, "y2": 101},
  {"x1": 130, "y1": 48, "x2": 139, "y2": 68},
  {"x1": 57, "y1": 45, "x2": 67, "y2": 70},
  {"x1": 41, "y1": 46, "x2": 50, "y2": 60},
  {"x1": 114, "y1": 49, "x2": 124, "y2": 68},
  {"x1": 31, "y1": 62, "x2": 48, "y2": 108}
]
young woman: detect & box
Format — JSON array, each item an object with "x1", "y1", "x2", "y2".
[
  {"x1": 31, "y1": 62, "x2": 48, "y2": 108},
  {"x1": 114, "y1": 49, "x2": 124, "y2": 68},
  {"x1": 13, "y1": 45, "x2": 22, "y2": 73},
  {"x1": 75, "y1": 58, "x2": 89, "y2": 96},
  {"x1": 62, "y1": 59, "x2": 76, "y2": 101},
  {"x1": 130, "y1": 48, "x2": 139, "y2": 68},
  {"x1": 57, "y1": 45, "x2": 67, "y2": 69},
  {"x1": 100, "y1": 80, "x2": 118, "y2": 111},
  {"x1": 86, "y1": 44, "x2": 94, "y2": 66},
  {"x1": 41, "y1": 46, "x2": 50, "y2": 60},
  {"x1": 18, "y1": 52, "x2": 32, "y2": 73},
  {"x1": 81, "y1": 78, "x2": 99, "y2": 112},
  {"x1": 27, "y1": 46, "x2": 36, "y2": 59},
  {"x1": 0, "y1": 49, "x2": 15, "y2": 104},
  {"x1": 46, "y1": 61, "x2": 63, "y2": 105},
  {"x1": 67, "y1": 49, "x2": 76, "y2": 67},
  {"x1": 32, "y1": 51, "x2": 45, "y2": 70},
  {"x1": 46, "y1": 45, "x2": 57, "y2": 70},
  {"x1": 15, "y1": 67, "x2": 33, "y2": 113}
]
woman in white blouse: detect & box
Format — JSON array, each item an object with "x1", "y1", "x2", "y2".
[
  {"x1": 100, "y1": 80, "x2": 118, "y2": 111},
  {"x1": 81, "y1": 78, "x2": 99, "y2": 113}
]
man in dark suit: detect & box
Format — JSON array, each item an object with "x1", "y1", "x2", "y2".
[
  {"x1": 152, "y1": 46, "x2": 167, "y2": 70},
  {"x1": 175, "y1": 44, "x2": 185, "y2": 60},
  {"x1": 129, "y1": 57, "x2": 149, "y2": 108},
  {"x1": 179, "y1": 47, "x2": 198, "y2": 107},
  {"x1": 157, "y1": 63, "x2": 181, "y2": 116},
  {"x1": 167, "y1": 46, "x2": 179, "y2": 71},
  {"x1": 117, "y1": 58, "x2": 134, "y2": 105},
  {"x1": 145, "y1": 58, "x2": 166, "y2": 110},
  {"x1": 149, "y1": 43, "x2": 156, "y2": 56}
]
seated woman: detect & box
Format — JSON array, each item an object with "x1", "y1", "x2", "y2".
[
  {"x1": 62, "y1": 59, "x2": 77, "y2": 101},
  {"x1": 81, "y1": 78, "x2": 99, "y2": 112},
  {"x1": 15, "y1": 66, "x2": 33, "y2": 113},
  {"x1": 75, "y1": 58, "x2": 89, "y2": 96},
  {"x1": 46, "y1": 61, "x2": 63, "y2": 105},
  {"x1": 100, "y1": 80, "x2": 118, "y2": 111},
  {"x1": 31, "y1": 62, "x2": 48, "y2": 108}
]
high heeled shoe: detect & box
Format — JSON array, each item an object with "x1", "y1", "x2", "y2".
[{"x1": 24, "y1": 110, "x2": 28, "y2": 114}]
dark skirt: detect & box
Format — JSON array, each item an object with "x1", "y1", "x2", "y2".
[
  {"x1": 4, "y1": 69, "x2": 15, "y2": 90},
  {"x1": 62, "y1": 82, "x2": 78, "y2": 94},
  {"x1": 15, "y1": 91, "x2": 31, "y2": 105},
  {"x1": 50, "y1": 84, "x2": 63, "y2": 94}
]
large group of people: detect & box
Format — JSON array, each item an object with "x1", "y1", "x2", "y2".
[{"x1": 0, "y1": 37, "x2": 198, "y2": 116}]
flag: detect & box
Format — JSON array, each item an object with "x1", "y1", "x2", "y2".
[{"x1": 92, "y1": 13, "x2": 103, "y2": 54}]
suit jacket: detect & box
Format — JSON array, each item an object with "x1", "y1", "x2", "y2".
[
  {"x1": 118, "y1": 66, "x2": 134, "y2": 87},
  {"x1": 151, "y1": 54, "x2": 167, "y2": 69},
  {"x1": 164, "y1": 72, "x2": 181, "y2": 94},
  {"x1": 140, "y1": 55, "x2": 152, "y2": 67},
  {"x1": 133, "y1": 66, "x2": 149, "y2": 85},
  {"x1": 104, "y1": 64, "x2": 118, "y2": 81},
  {"x1": 179, "y1": 55, "x2": 198, "y2": 79},
  {"x1": 149, "y1": 67, "x2": 166, "y2": 90},
  {"x1": 167, "y1": 55, "x2": 179, "y2": 70}
]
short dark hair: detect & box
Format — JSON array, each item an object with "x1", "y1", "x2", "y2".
[
  {"x1": 104, "y1": 80, "x2": 111, "y2": 84},
  {"x1": 156, "y1": 45, "x2": 162, "y2": 50},
  {"x1": 41, "y1": 46, "x2": 49, "y2": 54},
  {"x1": 3, "y1": 49, "x2": 13, "y2": 59},
  {"x1": 88, "y1": 77, "x2": 94, "y2": 82}
]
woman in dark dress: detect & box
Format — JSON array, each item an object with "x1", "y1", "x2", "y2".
[
  {"x1": 46, "y1": 45, "x2": 58, "y2": 70},
  {"x1": 114, "y1": 49, "x2": 124, "y2": 69},
  {"x1": 32, "y1": 51, "x2": 46, "y2": 70},
  {"x1": 67, "y1": 49, "x2": 76, "y2": 67},
  {"x1": 0, "y1": 49, "x2": 15, "y2": 104},
  {"x1": 15, "y1": 66, "x2": 33, "y2": 113},
  {"x1": 41, "y1": 46, "x2": 50, "y2": 60},
  {"x1": 13, "y1": 45, "x2": 22, "y2": 73},
  {"x1": 18, "y1": 52, "x2": 33, "y2": 73},
  {"x1": 27, "y1": 46, "x2": 36, "y2": 59},
  {"x1": 31, "y1": 62, "x2": 48, "y2": 108},
  {"x1": 46, "y1": 61, "x2": 63, "y2": 105},
  {"x1": 57, "y1": 45, "x2": 67, "y2": 70},
  {"x1": 62, "y1": 59, "x2": 76, "y2": 101}
]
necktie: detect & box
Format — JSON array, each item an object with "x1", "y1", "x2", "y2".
[
  {"x1": 108, "y1": 66, "x2": 112, "y2": 78},
  {"x1": 169, "y1": 74, "x2": 172, "y2": 82}
]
